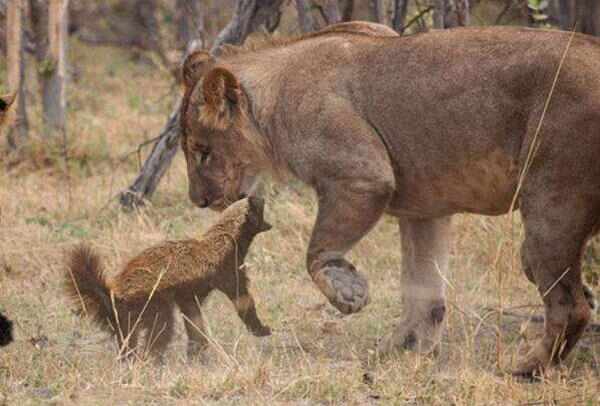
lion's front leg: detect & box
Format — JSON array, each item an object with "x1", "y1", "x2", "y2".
[
  {"x1": 307, "y1": 179, "x2": 393, "y2": 314},
  {"x1": 378, "y1": 216, "x2": 452, "y2": 355}
]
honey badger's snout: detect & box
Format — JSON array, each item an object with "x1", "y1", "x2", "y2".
[{"x1": 247, "y1": 196, "x2": 272, "y2": 233}]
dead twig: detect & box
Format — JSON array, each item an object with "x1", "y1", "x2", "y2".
[{"x1": 401, "y1": 6, "x2": 433, "y2": 33}]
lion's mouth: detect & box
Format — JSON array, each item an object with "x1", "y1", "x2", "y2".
[
  {"x1": 208, "y1": 194, "x2": 248, "y2": 211},
  {"x1": 208, "y1": 197, "x2": 228, "y2": 211}
]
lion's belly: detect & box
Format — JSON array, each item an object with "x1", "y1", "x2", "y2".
[{"x1": 386, "y1": 149, "x2": 520, "y2": 218}]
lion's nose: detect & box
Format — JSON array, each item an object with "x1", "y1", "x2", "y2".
[{"x1": 196, "y1": 198, "x2": 209, "y2": 208}]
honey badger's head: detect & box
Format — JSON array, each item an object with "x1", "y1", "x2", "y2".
[{"x1": 218, "y1": 196, "x2": 272, "y2": 237}]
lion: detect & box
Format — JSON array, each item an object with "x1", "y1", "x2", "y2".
[
  {"x1": 64, "y1": 197, "x2": 272, "y2": 361},
  {"x1": 179, "y1": 22, "x2": 600, "y2": 376}
]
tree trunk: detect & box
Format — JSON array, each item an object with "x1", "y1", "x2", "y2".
[
  {"x1": 6, "y1": 0, "x2": 28, "y2": 148},
  {"x1": 341, "y1": 0, "x2": 355, "y2": 22},
  {"x1": 578, "y1": 0, "x2": 600, "y2": 36},
  {"x1": 315, "y1": 0, "x2": 341, "y2": 25},
  {"x1": 43, "y1": 0, "x2": 69, "y2": 133},
  {"x1": 212, "y1": 0, "x2": 285, "y2": 53},
  {"x1": 120, "y1": 0, "x2": 286, "y2": 209},
  {"x1": 119, "y1": 100, "x2": 182, "y2": 209},
  {"x1": 432, "y1": 0, "x2": 468, "y2": 29},
  {"x1": 369, "y1": 0, "x2": 386, "y2": 24},
  {"x1": 455, "y1": 0, "x2": 469, "y2": 26},
  {"x1": 558, "y1": 0, "x2": 575, "y2": 30},
  {"x1": 176, "y1": 0, "x2": 206, "y2": 50},
  {"x1": 432, "y1": 0, "x2": 446, "y2": 28},
  {"x1": 296, "y1": 0, "x2": 316, "y2": 33},
  {"x1": 393, "y1": 0, "x2": 409, "y2": 32}
]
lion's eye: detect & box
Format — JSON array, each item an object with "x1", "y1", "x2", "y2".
[{"x1": 196, "y1": 145, "x2": 211, "y2": 164}]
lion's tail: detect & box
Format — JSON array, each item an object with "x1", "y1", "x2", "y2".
[{"x1": 64, "y1": 245, "x2": 116, "y2": 334}]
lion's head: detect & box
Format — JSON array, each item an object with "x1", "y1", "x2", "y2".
[{"x1": 180, "y1": 51, "x2": 269, "y2": 211}]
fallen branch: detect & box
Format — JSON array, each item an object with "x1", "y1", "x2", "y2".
[{"x1": 119, "y1": 100, "x2": 181, "y2": 210}]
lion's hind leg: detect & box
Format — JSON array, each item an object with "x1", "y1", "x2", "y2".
[{"x1": 513, "y1": 195, "x2": 594, "y2": 376}]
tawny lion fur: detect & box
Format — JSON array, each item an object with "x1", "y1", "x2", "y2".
[
  {"x1": 64, "y1": 197, "x2": 272, "y2": 360},
  {"x1": 180, "y1": 20, "x2": 600, "y2": 376}
]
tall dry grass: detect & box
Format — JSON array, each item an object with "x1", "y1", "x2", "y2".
[{"x1": 0, "y1": 40, "x2": 599, "y2": 405}]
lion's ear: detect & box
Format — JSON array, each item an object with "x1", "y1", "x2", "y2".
[
  {"x1": 182, "y1": 50, "x2": 214, "y2": 89},
  {"x1": 201, "y1": 67, "x2": 242, "y2": 130}
]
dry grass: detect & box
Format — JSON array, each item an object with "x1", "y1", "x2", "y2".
[{"x1": 1, "y1": 40, "x2": 599, "y2": 405}]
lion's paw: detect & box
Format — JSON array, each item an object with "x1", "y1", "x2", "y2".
[
  {"x1": 512, "y1": 342, "x2": 553, "y2": 378},
  {"x1": 312, "y1": 259, "x2": 369, "y2": 314},
  {"x1": 378, "y1": 309, "x2": 444, "y2": 356}
]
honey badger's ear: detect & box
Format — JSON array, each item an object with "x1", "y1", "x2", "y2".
[
  {"x1": 201, "y1": 67, "x2": 242, "y2": 130},
  {"x1": 182, "y1": 50, "x2": 214, "y2": 89}
]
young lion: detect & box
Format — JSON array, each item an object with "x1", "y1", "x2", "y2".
[{"x1": 65, "y1": 197, "x2": 272, "y2": 360}]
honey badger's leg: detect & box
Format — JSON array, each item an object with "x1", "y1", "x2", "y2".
[
  {"x1": 513, "y1": 194, "x2": 594, "y2": 376},
  {"x1": 116, "y1": 305, "x2": 140, "y2": 360},
  {"x1": 219, "y1": 271, "x2": 271, "y2": 337},
  {"x1": 176, "y1": 292, "x2": 209, "y2": 359},
  {"x1": 378, "y1": 216, "x2": 452, "y2": 355},
  {"x1": 145, "y1": 302, "x2": 175, "y2": 361}
]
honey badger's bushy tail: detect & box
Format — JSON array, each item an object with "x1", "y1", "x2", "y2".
[
  {"x1": 64, "y1": 245, "x2": 116, "y2": 333},
  {"x1": 0, "y1": 312, "x2": 13, "y2": 347}
]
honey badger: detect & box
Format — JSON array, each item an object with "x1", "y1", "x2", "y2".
[{"x1": 65, "y1": 197, "x2": 272, "y2": 360}]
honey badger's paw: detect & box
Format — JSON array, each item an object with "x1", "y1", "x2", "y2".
[
  {"x1": 251, "y1": 325, "x2": 272, "y2": 337},
  {"x1": 312, "y1": 259, "x2": 369, "y2": 314},
  {"x1": 0, "y1": 313, "x2": 13, "y2": 347}
]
